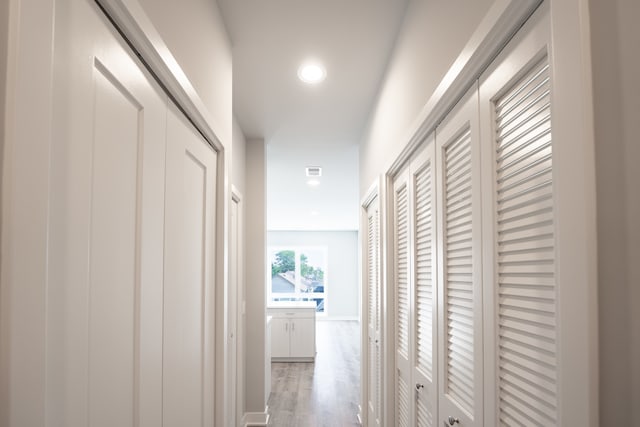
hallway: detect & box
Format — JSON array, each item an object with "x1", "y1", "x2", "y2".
[
  {"x1": 268, "y1": 321, "x2": 360, "y2": 427},
  {"x1": 2, "y1": 0, "x2": 635, "y2": 425}
]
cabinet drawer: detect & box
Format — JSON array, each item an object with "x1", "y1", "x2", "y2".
[{"x1": 267, "y1": 309, "x2": 315, "y2": 319}]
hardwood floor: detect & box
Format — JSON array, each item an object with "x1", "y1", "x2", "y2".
[{"x1": 267, "y1": 320, "x2": 361, "y2": 427}]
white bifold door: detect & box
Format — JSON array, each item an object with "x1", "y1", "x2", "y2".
[
  {"x1": 435, "y1": 86, "x2": 484, "y2": 427},
  {"x1": 393, "y1": 137, "x2": 439, "y2": 427},
  {"x1": 392, "y1": 4, "x2": 572, "y2": 426},
  {"x1": 47, "y1": 0, "x2": 218, "y2": 426},
  {"x1": 365, "y1": 194, "x2": 382, "y2": 427},
  {"x1": 163, "y1": 102, "x2": 217, "y2": 427}
]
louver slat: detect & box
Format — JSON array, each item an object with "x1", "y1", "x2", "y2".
[
  {"x1": 417, "y1": 391, "x2": 434, "y2": 427},
  {"x1": 494, "y1": 57, "x2": 558, "y2": 426},
  {"x1": 368, "y1": 213, "x2": 375, "y2": 331},
  {"x1": 398, "y1": 374, "x2": 410, "y2": 427},
  {"x1": 375, "y1": 210, "x2": 380, "y2": 333},
  {"x1": 444, "y1": 127, "x2": 475, "y2": 416},
  {"x1": 367, "y1": 208, "x2": 378, "y2": 422},
  {"x1": 396, "y1": 185, "x2": 410, "y2": 358},
  {"x1": 415, "y1": 163, "x2": 434, "y2": 383}
]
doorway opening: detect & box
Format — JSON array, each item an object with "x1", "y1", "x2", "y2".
[{"x1": 265, "y1": 148, "x2": 361, "y2": 425}]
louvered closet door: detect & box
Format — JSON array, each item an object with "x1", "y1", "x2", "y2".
[
  {"x1": 411, "y1": 139, "x2": 438, "y2": 427},
  {"x1": 393, "y1": 168, "x2": 412, "y2": 427},
  {"x1": 435, "y1": 85, "x2": 483, "y2": 427},
  {"x1": 366, "y1": 195, "x2": 382, "y2": 427},
  {"x1": 480, "y1": 6, "x2": 559, "y2": 426}
]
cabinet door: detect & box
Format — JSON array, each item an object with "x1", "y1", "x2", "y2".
[
  {"x1": 291, "y1": 318, "x2": 316, "y2": 358},
  {"x1": 436, "y1": 85, "x2": 483, "y2": 427},
  {"x1": 270, "y1": 318, "x2": 291, "y2": 358}
]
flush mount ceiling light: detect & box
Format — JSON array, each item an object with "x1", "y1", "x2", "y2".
[{"x1": 298, "y1": 62, "x2": 326, "y2": 84}]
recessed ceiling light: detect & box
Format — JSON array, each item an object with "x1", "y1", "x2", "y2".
[
  {"x1": 307, "y1": 179, "x2": 320, "y2": 187},
  {"x1": 298, "y1": 62, "x2": 326, "y2": 84}
]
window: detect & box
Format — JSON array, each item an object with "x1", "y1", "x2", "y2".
[{"x1": 268, "y1": 246, "x2": 327, "y2": 313}]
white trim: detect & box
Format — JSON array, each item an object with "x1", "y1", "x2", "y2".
[
  {"x1": 95, "y1": 0, "x2": 224, "y2": 151},
  {"x1": 242, "y1": 406, "x2": 270, "y2": 427},
  {"x1": 359, "y1": 177, "x2": 382, "y2": 427},
  {"x1": 230, "y1": 186, "x2": 245, "y2": 427},
  {"x1": 549, "y1": 0, "x2": 598, "y2": 424},
  {"x1": 361, "y1": 179, "x2": 380, "y2": 209}
]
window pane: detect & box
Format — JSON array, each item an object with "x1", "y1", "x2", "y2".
[
  {"x1": 271, "y1": 249, "x2": 296, "y2": 293},
  {"x1": 300, "y1": 248, "x2": 325, "y2": 293}
]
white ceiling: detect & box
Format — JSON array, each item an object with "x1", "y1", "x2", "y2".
[{"x1": 217, "y1": 0, "x2": 408, "y2": 230}]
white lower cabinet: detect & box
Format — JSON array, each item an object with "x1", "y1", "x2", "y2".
[{"x1": 268, "y1": 305, "x2": 316, "y2": 361}]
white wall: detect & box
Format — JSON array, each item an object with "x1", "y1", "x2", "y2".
[
  {"x1": 0, "y1": 0, "x2": 9, "y2": 421},
  {"x1": 359, "y1": 0, "x2": 493, "y2": 194},
  {"x1": 590, "y1": 0, "x2": 640, "y2": 425},
  {"x1": 245, "y1": 139, "x2": 267, "y2": 413},
  {"x1": 268, "y1": 231, "x2": 359, "y2": 319},
  {"x1": 232, "y1": 118, "x2": 247, "y2": 194},
  {"x1": 137, "y1": 0, "x2": 232, "y2": 145},
  {"x1": 231, "y1": 117, "x2": 246, "y2": 419}
]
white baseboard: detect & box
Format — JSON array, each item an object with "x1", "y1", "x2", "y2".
[{"x1": 242, "y1": 406, "x2": 270, "y2": 427}]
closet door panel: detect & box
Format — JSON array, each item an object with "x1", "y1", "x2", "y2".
[
  {"x1": 436, "y1": 85, "x2": 483, "y2": 427},
  {"x1": 366, "y1": 195, "x2": 382, "y2": 427},
  {"x1": 480, "y1": 5, "x2": 559, "y2": 426},
  {"x1": 411, "y1": 139, "x2": 438, "y2": 427},
  {"x1": 393, "y1": 168, "x2": 412, "y2": 427},
  {"x1": 163, "y1": 103, "x2": 217, "y2": 427},
  {"x1": 48, "y1": 1, "x2": 167, "y2": 425}
]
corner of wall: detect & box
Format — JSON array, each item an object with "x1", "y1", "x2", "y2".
[{"x1": 245, "y1": 138, "x2": 267, "y2": 412}]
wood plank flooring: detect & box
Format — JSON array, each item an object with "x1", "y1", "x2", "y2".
[{"x1": 268, "y1": 320, "x2": 360, "y2": 427}]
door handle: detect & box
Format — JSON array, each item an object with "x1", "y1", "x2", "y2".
[
  {"x1": 415, "y1": 383, "x2": 424, "y2": 391},
  {"x1": 447, "y1": 416, "x2": 460, "y2": 425}
]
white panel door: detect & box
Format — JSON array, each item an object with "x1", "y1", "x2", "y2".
[
  {"x1": 48, "y1": 1, "x2": 166, "y2": 426},
  {"x1": 365, "y1": 195, "x2": 382, "y2": 427},
  {"x1": 411, "y1": 138, "x2": 438, "y2": 427},
  {"x1": 393, "y1": 167, "x2": 412, "y2": 427},
  {"x1": 480, "y1": 6, "x2": 560, "y2": 426},
  {"x1": 163, "y1": 102, "x2": 217, "y2": 427},
  {"x1": 435, "y1": 85, "x2": 483, "y2": 427}
]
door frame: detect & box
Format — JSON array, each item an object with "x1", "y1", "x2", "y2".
[
  {"x1": 359, "y1": 178, "x2": 382, "y2": 426},
  {"x1": 229, "y1": 186, "x2": 245, "y2": 427}
]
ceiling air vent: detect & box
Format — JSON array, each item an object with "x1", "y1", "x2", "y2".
[{"x1": 306, "y1": 166, "x2": 322, "y2": 177}]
